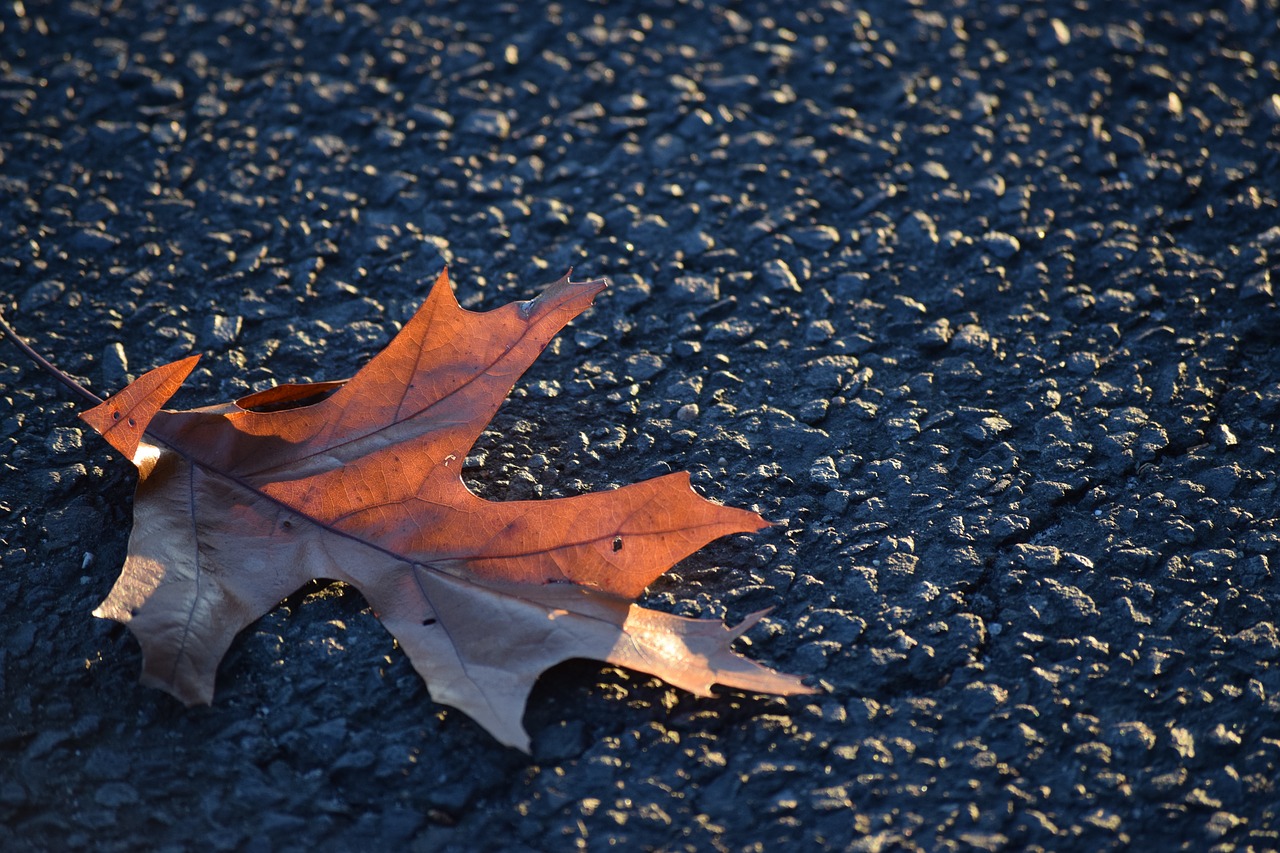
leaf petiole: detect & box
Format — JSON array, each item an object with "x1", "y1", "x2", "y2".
[{"x1": 0, "y1": 307, "x2": 104, "y2": 407}]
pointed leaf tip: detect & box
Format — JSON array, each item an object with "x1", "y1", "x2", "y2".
[
  {"x1": 80, "y1": 355, "x2": 199, "y2": 460},
  {"x1": 514, "y1": 271, "x2": 608, "y2": 326}
]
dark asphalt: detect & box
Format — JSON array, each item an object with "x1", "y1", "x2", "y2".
[{"x1": 2, "y1": 1, "x2": 1279, "y2": 850}]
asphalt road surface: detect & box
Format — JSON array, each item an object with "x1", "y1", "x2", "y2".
[{"x1": 2, "y1": 1, "x2": 1279, "y2": 850}]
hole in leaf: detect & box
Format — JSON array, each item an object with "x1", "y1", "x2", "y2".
[
  {"x1": 422, "y1": 617, "x2": 437, "y2": 626},
  {"x1": 112, "y1": 411, "x2": 121, "y2": 421},
  {"x1": 281, "y1": 520, "x2": 293, "y2": 530},
  {"x1": 612, "y1": 536, "x2": 623, "y2": 552},
  {"x1": 128, "y1": 418, "x2": 136, "y2": 427}
]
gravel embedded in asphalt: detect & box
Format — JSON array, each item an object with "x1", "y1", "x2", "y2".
[{"x1": 2, "y1": 0, "x2": 1279, "y2": 850}]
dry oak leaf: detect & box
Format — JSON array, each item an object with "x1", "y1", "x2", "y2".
[{"x1": 81, "y1": 269, "x2": 813, "y2": 751}]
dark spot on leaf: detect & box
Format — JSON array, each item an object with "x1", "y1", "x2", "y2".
[
  {"x1": 281, "y1": 520, "x2": 292, "y2": 529},
  {"x1": 613, "y1": 536, "x2": 623, "y2": 552},
  {"x1": 422, "y1": 617, "x2": 437, "y2": 626}
]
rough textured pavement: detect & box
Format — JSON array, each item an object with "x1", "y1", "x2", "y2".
[{"x1": 2, "y1": 0, "x2": 1279, "y2": 850}]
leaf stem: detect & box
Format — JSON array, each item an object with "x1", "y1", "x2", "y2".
[{"x1": 0, "y1": 307, "x2": 104, "y2": 406}]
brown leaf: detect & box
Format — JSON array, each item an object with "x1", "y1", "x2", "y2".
[{"x1": 82, "y1": 270, "x2": 812, "y2": 751}]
